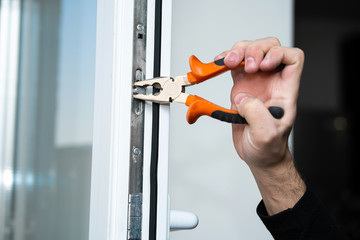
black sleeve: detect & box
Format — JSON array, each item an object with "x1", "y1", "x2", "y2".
[{"x1": 256, "y1": 187, "x2": 350, "y2": 240}]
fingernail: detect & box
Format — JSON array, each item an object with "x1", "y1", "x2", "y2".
[
  {"x1": 246, "y1": 57, "x2": 256, "y2": 68},
  {"x1": 263, "y1": 55, "x2": 271, "y2": 64},
  {"x1": 225, "y1": 51, "x2": 238, "y2": 63},
  {"x1": 234, "y1": 93, "x2": 251, "y2": 106},
  {"x1": 215, "y1": 53, "x2": 226, "y2": 60}
]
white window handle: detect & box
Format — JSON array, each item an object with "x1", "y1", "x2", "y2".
[{"x1": 170, "y1": 210, "x2": 199, "y2": 231}]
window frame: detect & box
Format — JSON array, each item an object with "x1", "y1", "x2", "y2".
[{"x1": 88, "y1": 0, "x2": 172, "y2": 239}]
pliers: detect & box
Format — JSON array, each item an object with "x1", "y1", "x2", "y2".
[{"x1": 133, "y1": 55, "x2": 284, "y2": 124}]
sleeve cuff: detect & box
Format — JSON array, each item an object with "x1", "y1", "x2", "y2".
[{"x1": 256, "y1": 186, "x2": 320, "y2": 238}]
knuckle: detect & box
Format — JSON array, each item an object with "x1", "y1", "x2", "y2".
[
  {"x1": 294, "y1": 47, "x2": 305, "y2": 61},
  {"x1": 271, "y1": 45, "x2": 282, "y2": 52},
  {"x1": 267, "y1": 36, "x2": 281, "y2": 46},
  {"x1": 240, "y1": 97, "x2": 262, "y2": 116},
  {"x1": 232, "y1": 40, "x2": 252, "y2": 52},
  {"x1": 241, "y1": 96, "x2": 257, "y2": 109},
  {"x1": 245, "y1": 43, "x2": 262, "y2": 56}
]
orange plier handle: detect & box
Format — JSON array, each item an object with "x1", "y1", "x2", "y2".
[{"x1": 184, "y1": 55, "x2": 284, "y2": 124}]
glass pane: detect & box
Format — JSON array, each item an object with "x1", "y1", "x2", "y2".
[{"x1": 11, "y1": 0, "x2": 96, "y2": 239}]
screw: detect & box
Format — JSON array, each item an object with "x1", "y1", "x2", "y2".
[
  {"x1": 133, "y1": 147, "x2": 141, "y2": 156},
  {"x1": 136, "y1": 24, "x2": 144, "y2": 31}
]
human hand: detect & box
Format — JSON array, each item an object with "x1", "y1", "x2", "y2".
[
  {"x1": 216, "y1": 37, "x2": 304, "y2": 172},
  {"x1": 216, "y1": 37, "x2": 306, "y2": 214}
]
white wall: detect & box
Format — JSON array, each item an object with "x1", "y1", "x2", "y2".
[{"x1": 169, "y1": 0, "x2": 293, "y2": 239}]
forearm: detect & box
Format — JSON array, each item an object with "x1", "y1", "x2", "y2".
[
  {"x1": 249, "y1": 150, "x2": 306, "y2": 215},
  {"x1": 254, "y1": 157, "x2": 350, "y2": 240}
]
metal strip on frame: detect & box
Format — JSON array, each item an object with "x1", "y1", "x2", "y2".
[{"x1": 128, "y1": 0, "x2": 147, "y2": 239}]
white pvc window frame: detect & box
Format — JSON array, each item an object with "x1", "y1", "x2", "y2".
[{"x1": 89, "y1": 0, "x2": 172, "y2": 239}]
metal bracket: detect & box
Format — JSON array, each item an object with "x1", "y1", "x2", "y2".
[{"x1": 128, "y1": 194, "x2": 143, "y2": 240}]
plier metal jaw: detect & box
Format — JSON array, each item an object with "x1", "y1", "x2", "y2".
[
  {"x1": 133, "y1": 55, "x2": 284, "y2": 124},
  {"x1": 133, "y1": 75, "x2": 190, "y2": 104}
]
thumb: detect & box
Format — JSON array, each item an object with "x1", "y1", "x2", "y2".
[{"x1": 233, "y1": 93, "x2": 275, "y2": 128}]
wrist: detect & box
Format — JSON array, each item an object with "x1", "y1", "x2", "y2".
[{"x1": 249, "y1": 150, "x2": 306, "y2": 215}]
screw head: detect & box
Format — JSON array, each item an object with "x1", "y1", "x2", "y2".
[
  {"x1": 133, "y1": 148, "x2": 141, "y2": 155},
  {"x1": 136, "y1": 24, "x2": 144, "y2": 31}
]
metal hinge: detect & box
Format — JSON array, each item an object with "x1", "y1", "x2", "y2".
[{"x1": 128, "y1": 194, "x2": 143, "y2": 240}]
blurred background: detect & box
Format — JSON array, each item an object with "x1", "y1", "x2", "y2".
[
  {"x1": 169, "y1": 0, "x2": 360, "y2": 239},
  {"x1": 294, "y1": 0, "x2": 360, "y2": 239},
  {"x1": 1, "y1": 0, "x2": 359, "y2": 239},
  {"x1": 169, "y1": 0, "x2": 291, "y2": 239},
  {"x1": 0, "y1": 0, "x2": 96, "y2": 239}
]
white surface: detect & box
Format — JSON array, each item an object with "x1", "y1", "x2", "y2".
[
  {"x1": 90, "y1": 0, "x2": 173, "y2": 239},
  {"x1": 89, "y1": 0, "x2": 134, "y2": 239},
  {"x1": 170, "y1": 210, "x2": 199, "y2": 231},
  {"x1": 157, "y1": 1, "x2": 172, "y2": 239},
  {"x1": 169, "y1": 0, "x2": 293, "y2": 239},
  {"x1": 142, "y1": 0, "x2": 172, "y2": 239}
]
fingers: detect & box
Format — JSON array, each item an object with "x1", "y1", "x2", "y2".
[
  {"x1": 217, "y1": 37, "x2": 305, "y2": 103},
  {"x1": 243, "y1": 37, "x2": 281, "y2": 73},
  {"x1": 224, "y1": 41, "x2": 252, "y2": 68},
  {"x1": 233, "y1": 93, "x2": 277, "y2": 128},
  {"x1": 259, "y1": 46, "x2": 304, "y2": 74},
  {"x1": 217, "y1": 36, "x2": 304, "y2": 112},
  {"x1": 214, "y1": 41, "x2": 251, "y2": 68},
  {"x1": 261, "y1": 46, "x2": 305, "y2": 103},
  {"x1": 216, "y1": 37, "x2": 303, "y2": 73},
  {"x1": 214, "y1": 50, "x2": 229, "y2": 61}
]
